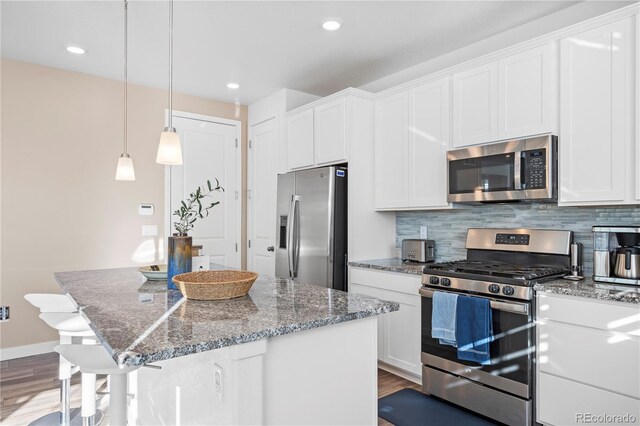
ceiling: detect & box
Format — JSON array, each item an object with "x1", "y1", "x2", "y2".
[{"x1": 1, "y1": 1, "x2": 594, "y2": 104}]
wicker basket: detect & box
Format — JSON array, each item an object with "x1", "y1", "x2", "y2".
[{"x1": 172, "y1": 270, "x2": 259, "y2": 300}]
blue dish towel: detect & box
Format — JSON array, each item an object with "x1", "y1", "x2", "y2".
[
  {"x1": 455, "y1": 295, "x2": 494, "y2": 365},
  {"x1": 431, "y1": 291, "x2": 458, "y2": 347}
]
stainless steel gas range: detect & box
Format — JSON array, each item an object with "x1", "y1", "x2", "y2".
[{"x1": 420, "y1": 228, "x2": 572, "y2": 425}]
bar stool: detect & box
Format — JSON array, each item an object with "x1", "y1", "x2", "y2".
[
  {"x1": 38, "y1": 313, "x2": 105, "y2": 426},
  {"x1": 24, "y1": 293, "x2": 103, "y2": 426},
  {"x1": 55, "y1": 345, "x2": 141, "y2": 426}
]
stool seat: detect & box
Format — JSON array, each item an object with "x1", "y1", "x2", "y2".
[
  {"x1": 55, "y1": 345, "x2": 138, "y2": 376},
  {"x1": 25, "y1": 293, "x2": 77, "y2": 313},
  {"x1": 39, "y1": 312, "x2": 94, "y2": 335}
]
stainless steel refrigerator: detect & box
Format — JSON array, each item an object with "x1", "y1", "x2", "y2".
[{"x1": 275, "y1": 166, "x2": 348, "y2": 291}]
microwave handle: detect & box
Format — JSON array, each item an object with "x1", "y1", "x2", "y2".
[{"x1": 514, "y1": 151, "x2": 523, "y2": 190}]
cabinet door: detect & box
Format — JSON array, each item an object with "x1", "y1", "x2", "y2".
[
  {"x1": 452, "y1": 62, "x2": 498, "y2": 147},
  {"x1": 559, "y1": 19, "x2": 632, "y2": 204},
  {"x1": 286, "y1": 109, "x2": 314, "y2": 170},
  {"x1": 498, "y1": 44, "x2": 557, "y2": 140},
  {"x1": 314, "y1": 98, "x2": 347, "y2": 165},
  {"x1": 349, "y1": 283, "x2": 385, "y2": 361},
  {"x1": 381, "y1": 291, "x2": 422, "y2": 376},
  {"x1": 408, "y1": 78, "x2": 450, "y2": 208},
  {"x1": 637, "y1": 14, "x2": 640, "y2": 202},
  {"x1": 375, "y1": 91, "x2": 409, "y2": 209}
]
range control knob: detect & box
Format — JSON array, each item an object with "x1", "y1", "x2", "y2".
[
  {"x1": 502, "y1": 286, "x2": 515, "y2": 296},
  {"x1": 441, "y1": 278, "x2": 451, "y2": 287},
  {"x1": 430, "y1": 276, "x2": 440, "y2": 285},
  {"x1": 488, "y1": 284, "x2": 500, "y2": 294}
]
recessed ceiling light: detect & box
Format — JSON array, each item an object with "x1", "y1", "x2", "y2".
[
  {"x1": 66, "y1": 46, "x2": 86, "y2": 55},
  {"x1": 226, "y1": 82, "x2": 240, "y2": 89},
  {"x1": 322, "y1": 20, "x2": 341, "y2": 31}
]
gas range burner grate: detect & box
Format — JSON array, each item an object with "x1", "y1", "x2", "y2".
[{"x1": 424, "y1": 260, "x2": 567, "y2": 281}]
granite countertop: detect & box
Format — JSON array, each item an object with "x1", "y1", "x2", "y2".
[
  {"x1": 348, "y1": 258, "x2": 428, "y2": 275},
  {"x1": 54, "y1": 266, "x2": 399, "y2": 367},
  {"x1": 534, "y1": 277, "x2": 640, "y2": 305}
]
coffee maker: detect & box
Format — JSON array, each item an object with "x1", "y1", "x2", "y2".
[{"x1": 593, "y1": 225, "x2": 640, "y2": 285}]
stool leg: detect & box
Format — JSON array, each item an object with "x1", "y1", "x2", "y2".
[
  {"x1": 59, "y1": 335, "x2": 72, "y2": 425},
  {"x1": 109, "y1": 374, "x2": 128, "y2": 425},
  {"x1": 81, "y1": 373, "x2": 97, "y2": 426}
]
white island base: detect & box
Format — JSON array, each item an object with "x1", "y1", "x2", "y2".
[{"x1": 129, "y1": 316, "x2": 378, "y2": 425}]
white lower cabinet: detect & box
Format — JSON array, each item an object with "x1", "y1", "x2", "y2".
[
  {"x1": 536, "y1": 293, "x2": 640, "y2": 425},
  {"x1": 349, "y1": 267, "x2": 422, "y2": 377}
]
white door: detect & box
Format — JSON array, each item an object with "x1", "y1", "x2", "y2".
[
  {"x1": 408, "y1": 78, "x2": 450, "y2": 208},
  {"x1": 286, "y1": 109, "x2": 314, "y2": 170},
  {"x1": 247, "y1": 118, "x2": 277, "y2": 275},
  {"x1": 559, "y1": 18, "x2": 632, "y2": 204},
  {"x1": 498, "y1": 43, "x2": 557, "y2": 140},
  {"x1": 452, "y1": 62, "x2": 498, "y2": 147},
  {"x1": 314, "y1": 97, "x2": 347, "y2": 165},
  {"x1": 375, "y1": 91, "x2": 409, "y2": 209},
  {"x1": 169, "y1": 115, "x2": 240, "y2": 268}
]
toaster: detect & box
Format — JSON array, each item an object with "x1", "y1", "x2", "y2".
[{"x1": 402, "y1": 239, "x2": 435, "y2": 263}]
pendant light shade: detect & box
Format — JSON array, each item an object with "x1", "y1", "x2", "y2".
[
  {"x1": 116, "y1": 153, "x2": 136, "y2": 181},
  {"x1": 156, "y1": 0, "x2": 182, "y2": 165},
  {"x1": 116, "y1": 0, "x2": 135, "y2": 181},
  {"x1": 156, "y1": 127, "x2": 182, "y2": 165}
]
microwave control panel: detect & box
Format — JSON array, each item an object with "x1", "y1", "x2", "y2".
[{"x1": 523, "y1": 149, "x2": 546, "y2": 189}]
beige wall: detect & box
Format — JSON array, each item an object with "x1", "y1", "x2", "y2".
[{"x1": 0, "y1": 59, "x2": 248, "y2": 349}]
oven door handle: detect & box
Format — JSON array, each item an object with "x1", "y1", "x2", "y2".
[{"x1": 419, "y1": 287, "x2": 529, "y2": 315}]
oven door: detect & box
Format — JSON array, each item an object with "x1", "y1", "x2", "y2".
[{"x1": 420, "y1": 287, "x2": 533, "y2": 399}]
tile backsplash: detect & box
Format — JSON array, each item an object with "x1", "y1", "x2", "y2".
[{"x1": 396, "y1": 204, "x2": 640, "y2": 275}]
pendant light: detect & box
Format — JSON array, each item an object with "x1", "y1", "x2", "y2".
[
  {"x1": 116, "y1": 0, "x2": 136, "y2": 181},
  {"x1": 156, "y1": 0, "x2": 182, "y2": 165}
]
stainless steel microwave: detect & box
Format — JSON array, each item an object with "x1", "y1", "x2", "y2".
[{"x1": 447, "y1": 135, "x2": 557, "y2": 203}]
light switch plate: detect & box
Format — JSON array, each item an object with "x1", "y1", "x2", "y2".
[
  {"x1": 142, "y1": 225, "x2": 158, "y2": 236},
  {"x1": 420, "y1": 226, "x2": 428, "y2": 239}
]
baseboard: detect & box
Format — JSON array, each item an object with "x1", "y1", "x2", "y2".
[
  {"x1": 378, "y1": 361, "x2": 422, "y2": 385},
  {"x1": 0, "y1": 340, "x2": 57, "y2": 361}
]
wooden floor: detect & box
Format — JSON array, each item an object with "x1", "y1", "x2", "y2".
[{"x1": 1, "y1": 353, "x2": 419, "y2": 425}]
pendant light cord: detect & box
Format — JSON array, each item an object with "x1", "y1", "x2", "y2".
[
  {"x1": 168, "y1": 0, "x2": 173, "y2": 129},
  {"x1": 124, "y1": 0, "x2": 128, "y2": 155}
]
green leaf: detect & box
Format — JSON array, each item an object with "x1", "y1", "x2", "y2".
[{"x1": 207, "y1": 180, "x2": 212, "y2": 191}]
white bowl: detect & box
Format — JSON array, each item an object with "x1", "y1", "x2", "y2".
[{"x1": 138, "y1": 265, "x2": 168, "y2": 281}]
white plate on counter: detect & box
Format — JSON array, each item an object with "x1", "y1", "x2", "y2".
[{"x1": 138, "y1": 265, "x2": 168, "y2": 281}]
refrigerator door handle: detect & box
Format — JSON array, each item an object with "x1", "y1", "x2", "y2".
[
  {"x1": 287, "y1": 195, "x2": 300, "y2": 278},
  {"x1": 293, "y1": 195, "x2": 301, "y2": 278}
]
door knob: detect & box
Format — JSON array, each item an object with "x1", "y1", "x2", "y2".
[{"x1": 267, "y1": 246, "x2": 275, "y2": 252}]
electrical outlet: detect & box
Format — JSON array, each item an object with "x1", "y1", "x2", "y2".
[
  {"x1": 142, "y1": 225, "x2": 158, "y2": 237},
  {"x1": 0, "y1": 306, "x2": 10, "y2": 322},
  {"x1": 214, "y1": 364, "x2": 223, "y2": 401},
  {"x1": 420, "y1": 226, "x2": 428, "y2": 239}
]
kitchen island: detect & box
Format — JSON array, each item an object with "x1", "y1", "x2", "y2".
[{"x1": 54, "y1": 266, "x2": 398, "y2": 425}]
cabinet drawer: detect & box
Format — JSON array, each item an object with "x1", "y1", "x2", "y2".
[
  {"x1": 192, "y1": 256, "x2": 210, "y2": 271},
  {"x1": 538, "y1": 321, "x2": 640, "y2": 398},
  {"x1": 350, "y1": 267, "x2": 422, "y2": 296},
  {"x1": 537, "y1": 293, "x2": 640, "y2": 335},
  {"x1": 537, "y1": 372, "x2": 640, "y2": 426}
]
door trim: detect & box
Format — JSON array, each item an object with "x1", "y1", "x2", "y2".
[{"x1": 163, "y1": 109, "x2": 243, "y2": 268}]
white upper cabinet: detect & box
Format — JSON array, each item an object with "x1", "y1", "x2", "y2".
[
  {"x1": 286, "y1": 108, "x2": 314, "y2": 170},
  {"x1": 375, "y1": 91, "x2": 409, "y2": 209},
  {"x1": 452, "y1": 44, "x2": 557, "y2": 148},
  {"x1": 498, "y1": 43, "x2": 557, "y2": 140},
  {"x1": 559, "y1": 18, "x2": 635, "y2": 205},
  {"x1": 408, "y1": 78, "x2": 450, "y2": 208},
  {"x1": 636, "y1": 13, "x2": 640, "y2": 202},
  {"x1": 375, "y1": 78, "x2": 452, "y2": 210},
  {"x1": 314, "y1": 97, "x2": 347, "y2": 165},
  {"x1": 452, "y1": 62, "x2": 498, "y2": 147}
]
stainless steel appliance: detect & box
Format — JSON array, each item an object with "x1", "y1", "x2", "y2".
[
  {"x1": 402, "y1": 239, "x2": 435, "y2": 263},
  {"x1": 593, "y1": 226, "x2": 640, "y2": 285},
  {"x1": 421, "y1": 228, "x2": 572, "y2": 425},
  {"x1": 275, "y1": 166, "x2": 348, "y2": 291},
  {"x1": 564, "y1": 242, "x2": 584, "y2": 281},
  {"x1": 447, "y1": 135, "x2": 557, "y2": 203}
]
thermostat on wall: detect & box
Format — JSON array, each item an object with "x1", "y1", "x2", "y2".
[{"x1": 139, "y1": 203, "x2": 155, "y2": 216}]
